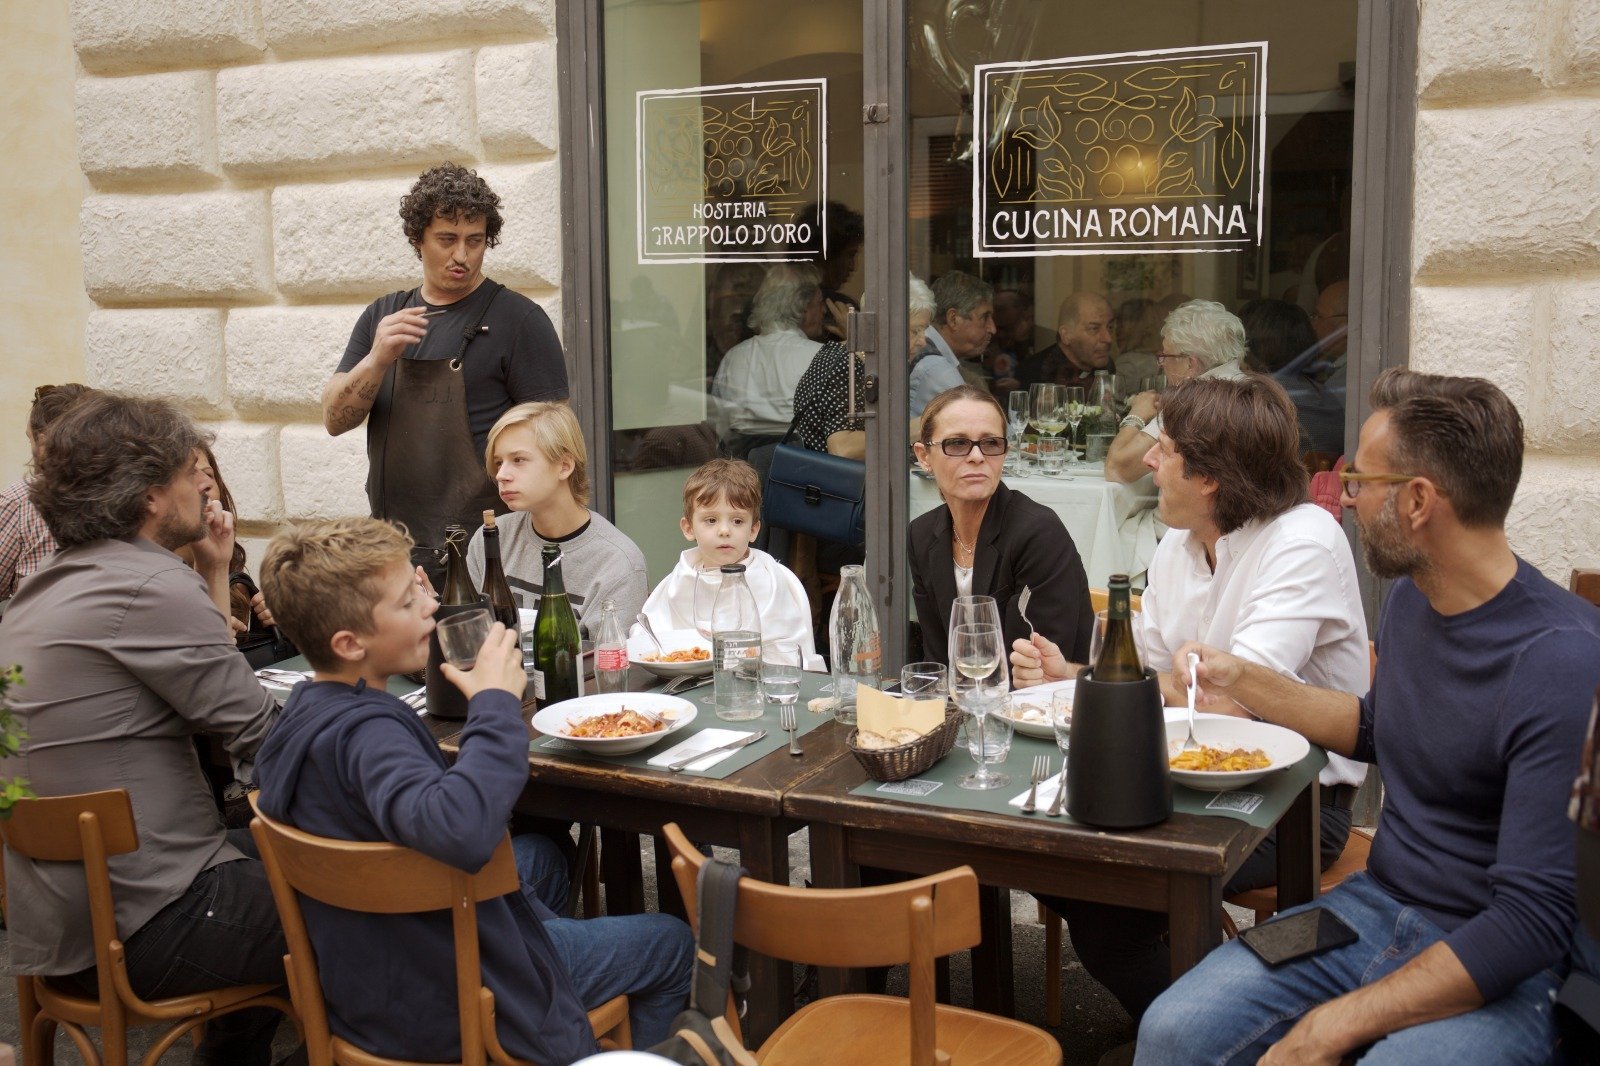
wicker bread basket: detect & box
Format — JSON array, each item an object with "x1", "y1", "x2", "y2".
[{"x1": 847, "y1": 702, "x2": 965, "y2": 782}]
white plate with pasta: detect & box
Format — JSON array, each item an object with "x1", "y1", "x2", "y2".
[
  {"x1": 1164, "y1": 717, "x2": 1309, "y2": 791},
  {"x1": 532, "y1": 693, "x2": 698, "y2": 755}
]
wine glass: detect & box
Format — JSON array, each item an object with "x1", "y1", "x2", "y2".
[
  {"x1": 1031, "y1": 383, "x2": 1066, "y2": 449},
  {"x1": 1087, "y1": 608, "x2": 1149, "y2": 672},
  {"x1": 1062, "y1": 386, "x2": 1086, "y2": 468},
  {"x1": 951, "y1": 621, "x2": 1009, "y2": 789},
  {"x1": 1006, "y1": 391, "x2": 1031, "y2": 477},
  {"x1": 1051, "y1": 689, "x2": 1074, "y2": 757},
  {"x1": 947, "y1": 595, "x2": 1003, "y2": 667}
]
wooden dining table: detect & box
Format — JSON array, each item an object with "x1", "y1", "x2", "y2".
[
  {"x1": 785, "y1": 721, "x2": 1322, "y2": 1014},
  {"x1": 420, "y1": 674, "x2": 1319, "y2": 1037}
]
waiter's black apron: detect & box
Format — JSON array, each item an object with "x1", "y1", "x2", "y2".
[{"x1": 366, "y1": 283, "x2": 505, "y2": 584}]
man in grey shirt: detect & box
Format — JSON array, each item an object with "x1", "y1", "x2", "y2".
[{"x1": 0, "y1": 393, "x2": 288, "y2": 1064}]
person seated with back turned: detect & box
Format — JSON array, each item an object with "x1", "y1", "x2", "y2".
[
  {"x1": 467, "y1": 401, "x2": 648, "y2": 639},
  {"x1": 909, "y1": 385, "x2": 1092, "y2": 667},
  {"x1": 1137, "y1": 369, "x2": 1600, "y2": 1065},
  {"x1": 1012, "y1": 375, "x2": 1369, "y2": 1022},
  {"x1": 253, "y1": 517, "x2": 693, "y2": 1059},
  {"x1": 1104, "y1": 298, "x2": 1248, "y2": 484},
  {"x1": 640, "y1": 457, "x2": 823, "y2": 669},
  {"x1": 0, "y1": 392, "x2": 289, "y2": 1064},
  {"x1": 711, "y1": 263, "x2": 829, "y2": 459},
  {"x1": 0, "y1": 383, "x2": 94, "y2": 604}
]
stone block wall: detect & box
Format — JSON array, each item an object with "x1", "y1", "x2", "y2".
[
  {"x1": 69, "y1": 0, "x2": 563, "y2": 561},
  {"x1": 1412, "y1": 0, "x2": 1600, "y2": 581}
]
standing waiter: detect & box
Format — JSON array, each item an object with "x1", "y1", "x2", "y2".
[{"x1": 323, "y1": 162, "x2": 569, "y2": 583}]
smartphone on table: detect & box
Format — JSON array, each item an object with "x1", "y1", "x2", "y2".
[{"x1": 1239, "y1": 906, "x2": 1359, "y2": 967}]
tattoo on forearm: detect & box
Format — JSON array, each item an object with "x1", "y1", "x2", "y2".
[
  {"x1": 329, "y1": 404, "x2": 367, "y2": 433},
  {"x1": 327, "y1": 376, "x2": 381, "y2": 433}
]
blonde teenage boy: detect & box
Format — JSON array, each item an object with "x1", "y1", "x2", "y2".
[
  {"x1": 253, "y1": 518, "x2": 691, "y2": 1060},
  {"x1": 640, "y1": 458, "x2": 822, "y2": 668},
  {"x1": 467, "y1": 402, "x2": 648, "y2": 636}
]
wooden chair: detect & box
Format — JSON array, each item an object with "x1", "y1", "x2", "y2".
[
  {"x1": 1572, "y1": 568, "x2": 1600, "y2": 609},
  {"x1": 0, "y1": 789, "x2": 296, "y2": 1066},
  {"x1": 249, "y1": 796, "x2": 629, "y2": 1066},
  {"x1": 662, "y1": 822, "x2": 1059, "y2": 1066},
  {"x1": 1224, "y1": 827, "x2": 1375, "y2": 935}
]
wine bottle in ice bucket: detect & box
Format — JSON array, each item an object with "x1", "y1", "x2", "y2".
[
  {"x1": 426, "y1": 525, "x2": 487, "y2": 721},
  {"x1": 1066, "y1": 573, "x2": 1171, "y2": 827}
]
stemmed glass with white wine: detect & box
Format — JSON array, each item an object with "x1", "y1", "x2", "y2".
[
  {"x1": 1031, "y1": 383, "x2": 1066, "y2": 451},
  {"x1": 948, "y1": 595, "x2": 1009, "y2": 790},
  {"x1": 1062, "y1": 386, "x2": 1086, "y2": 470}
]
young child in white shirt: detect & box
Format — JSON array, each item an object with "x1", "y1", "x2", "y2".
[{"x1": 640, "y1": 458, "x2": 823, "y2": 669}]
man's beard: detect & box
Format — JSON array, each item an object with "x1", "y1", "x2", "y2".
[
  {"x1": 1357, "y1": 489, "x2": 1429, "y2": 581},
  {"x1": 154, "y1": 502, "x2": 206, "y2": 553}
]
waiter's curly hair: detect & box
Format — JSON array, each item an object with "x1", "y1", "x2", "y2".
[{"x1": 399, "y1": 162, "x2": 504, "y2": 255}]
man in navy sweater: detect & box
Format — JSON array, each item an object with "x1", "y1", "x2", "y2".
[{"x1": 1137, "y1": 368, "x2": 1600, "y2": 1065}]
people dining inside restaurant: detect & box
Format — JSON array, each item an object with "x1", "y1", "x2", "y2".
[
  {"x1": 909, "y1": 271, "x2": 996, "y2": 419},
  {"x1": 1104, "y1": 298, "x2": 1249, "y2": 484},
  {"x1": 1012, "y1": 375, "x2": 1370, "y2": 1021},
  {"x1": 710, "y1": 262, "x2": 829, "y2": 460},
  {"x1": 909, "y1": 385, "x2": 1093, "y2": 668}
]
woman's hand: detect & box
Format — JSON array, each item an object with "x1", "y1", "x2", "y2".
[
  {"x1": 1129, "y1": 390, "x2": 1161, "y2": 423},
  {"x1": 1010, "y1": 633, "x2": 1075, "y2": 688},
  {"x1": 250, "y1": 591, "x2": 275, "y2": 628}
]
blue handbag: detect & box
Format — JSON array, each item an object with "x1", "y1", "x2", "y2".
[{"x1": 761, "y1": 427, "x2": 866, "y2": 549}]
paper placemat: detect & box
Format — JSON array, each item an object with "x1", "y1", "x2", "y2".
[
  {"x1": 847, "y1": 731, "x2": 1326, "y2": 829},
  {"x1": 529, "y1": 671, "x2": 835, "y2": 779}
]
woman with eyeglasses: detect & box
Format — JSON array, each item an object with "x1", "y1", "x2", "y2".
[{"x1": 908, "y1": 385, "x2": 1093, "y2": 668}]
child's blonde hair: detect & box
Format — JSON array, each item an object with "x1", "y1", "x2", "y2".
[
  {"x1": 484, "y1": 401, "x2": 590, "y2": 507},
  {"x1": 261, "y1": 517, "x2": 414, "y2": 671},
  {"x1": 681, "y1": 458, "x2": 762, "y2": 522}
]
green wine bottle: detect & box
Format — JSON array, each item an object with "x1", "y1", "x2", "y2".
[
  {"x1": 1092, "y1": 573, "x2": 1144, "y2": 682},
  {"x1": 532, "y1": 544, "x2": 582, "y2": 705}
]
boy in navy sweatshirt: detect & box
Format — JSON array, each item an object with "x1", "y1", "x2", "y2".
[{"x1": 254, "y1": 517, "x2": 691, "y2": 1062}]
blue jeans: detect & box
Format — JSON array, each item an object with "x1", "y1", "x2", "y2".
[
  {"x1": 513, "y1": 831, "x2": 572, "y2": 914},
  {"x1": 544, "y1": 912, "x2": 695, "y2": 1049},
  {"x1": 1136, "y1": 872, "x2": 1563, "y2": 1065},
  {"x1": 512, "y1": 831, "x2": 695, "y2": 1047}
]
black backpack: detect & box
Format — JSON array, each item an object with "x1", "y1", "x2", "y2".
[{"x1": 647, "y1": 857, "x2": 758, "y2": 1065}]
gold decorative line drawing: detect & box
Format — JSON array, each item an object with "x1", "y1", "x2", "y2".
[{"x1": 987, "y1": 51, "x2": 1260, "y2": 206}]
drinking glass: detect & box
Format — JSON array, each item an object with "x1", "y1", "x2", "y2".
[
  {"x1": 964, "y1": 694, "x2": 1015, "y2": 785},
  {"x1": 951, "y1": 620, "x2": 1009, "y2": 789},
  {"x1": 1051, "y1": 689, "x2": 1074, "y2": 757},
  {"x1": 1062, "y1": 386, "x2": 1086, "y2": 467},
  {"x1": 760, "y1": 642, "x2": 803, "y2": 710},
  {"x1": 690, "y1": 564, "x2": 722, "y2": 641},
  {"x1": 1006, "y1": 390, "x2": 1031, "y2": 477},
  {"x1": 436, "y1": 609, "x2": 491, "y2": 669},
  {"x1": 900, "y1": 661, "x2": 948, "y2": 699},
  {"x1": 1140, "y1": 374, "x2": 1168, "y2": 394},
  {"x1": 1037, "y1": 436, "x2": 1066, "y2": 477},
  {"x1": 947, "y1": 595, "x2": 1004, "y2": 674},
  {"x1": 1087, "y1": 608, "x2": 1148, "y2": 673}
]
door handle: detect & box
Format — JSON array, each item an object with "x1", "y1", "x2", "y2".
[{"x1": 845, "y1": 310, "x2": 878, "y2": 423}]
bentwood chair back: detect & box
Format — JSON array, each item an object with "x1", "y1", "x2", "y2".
[
  {"x1": 0, "y1": 789, "x2": 296, "y2": 1066},
  {"x1": 662, "y1": 823, "x2": 1059, "y2": 1066},
  {"x1": 249, "y1": 795, "x2": 629, "y2": 1066}
]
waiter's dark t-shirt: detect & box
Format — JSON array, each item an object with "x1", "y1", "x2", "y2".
[{"x1": 338, "y1": 279, "x2": 570, "y2": 455}]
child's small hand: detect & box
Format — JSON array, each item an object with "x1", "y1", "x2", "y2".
[{"x1": 441, "y1": 623, "x2": 526, "y2": 702}]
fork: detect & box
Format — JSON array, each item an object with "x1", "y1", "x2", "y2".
[
  {"x1": 1046, "y1": 763, "x2": 1069, "y2": 816},
  {"x1": 780, "y1": 703, "x2": 802, "y2": 757},
  {"x1": 1180, "y1": 650, "x2": 1202, "y2": 753},
  {"x1": 1018, "y1": 585, "x2": 1036, "y2": 639},
  {"x1": 1021, "y1": 754, "x2": 1049, "y2": 814}
]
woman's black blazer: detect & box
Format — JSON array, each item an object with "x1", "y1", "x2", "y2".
[{"x1": 908, "y1": 481, "x2": 1094, "y2": 668}]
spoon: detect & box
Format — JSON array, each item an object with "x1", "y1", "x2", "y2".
[
  {"x1": 635, "y1": 613, "x2": 665, "y2": 654},
  {"x1": 1181, "y1": 650, "x2": 1201, "y2": 753},
  {"x1": 1018, "y1": 585, "x2": 1035, "y2": 639}
]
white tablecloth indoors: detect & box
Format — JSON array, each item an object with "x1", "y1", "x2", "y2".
[{"x1": 908, "y1": 463, "x2": 1161, "y2": 588}]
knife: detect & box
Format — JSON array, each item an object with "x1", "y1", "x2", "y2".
[{"x1": 667, "y1": 730, "x2": 767, "y2": 773}]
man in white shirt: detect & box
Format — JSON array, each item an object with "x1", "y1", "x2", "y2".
[
  {"x1": 711, "y1": 264, "x2": 826, "y2": 456},
  {"x1": 1013, "y1": 373, "x2": 1369, "y2": 1022},
  {"x1": 1105, "y1": 298, "x2": 1248, "y2": 483}
]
